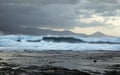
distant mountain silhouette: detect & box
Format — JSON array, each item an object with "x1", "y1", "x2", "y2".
[
  {"x1": 1, "y1": 26, "x2": 88, "y2": 36},
  {"x1": 90, "y1": 31, "x2": 110, "y2": 37},
  {"x1": 1, "y1": 26, "x2": 112, "y2": 37}
]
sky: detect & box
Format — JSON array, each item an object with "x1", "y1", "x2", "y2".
[{"x1": 0, "y1": 0, "x2": 120, "y2": 36}]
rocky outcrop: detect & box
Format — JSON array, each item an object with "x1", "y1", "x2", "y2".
[
  {"x1": 104, "y1": 70, "x2": 120, "y2": 75},
  {"x1": 1, "y1": 62, "x2": 120, "y2": 75},
  {"x1": 0, "y1": 62, "x2": 90, "y2": 75}
]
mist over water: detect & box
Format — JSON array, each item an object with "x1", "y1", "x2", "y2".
[{"x1": 0, "y1": 35, "x2": 120, "y2": 51}]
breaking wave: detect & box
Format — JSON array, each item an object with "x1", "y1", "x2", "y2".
[{"x1": 0, "y1": 35, "x2": 120, "y2": 51}]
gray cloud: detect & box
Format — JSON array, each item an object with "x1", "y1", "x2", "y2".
[
  {"x1": 0, "y1": 0, "x2": 80, "y2": 5},
  {"x1": 76, "y1": 0, "x2": 120, "y2": 16},
  {"x1": 0, "y1": 0, "x2": 120, "y2": 34},
  {"x1": 88, "y1": 0, "x2": 119, "y2": 4},
  {"x1": 0, "y1": 0, "x2": 79, "y2": 29}
]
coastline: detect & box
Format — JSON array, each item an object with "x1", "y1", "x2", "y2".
[{"x1": 0, "y1": 50, "x2": 120, "y2": 75}]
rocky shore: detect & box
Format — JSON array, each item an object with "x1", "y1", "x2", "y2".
[
  {"x1": 0, "y1": 62, "x2": 91, "y2": 75},
  {"x1": 0, "y1": 50, "x2": 120, "y2": 75}
]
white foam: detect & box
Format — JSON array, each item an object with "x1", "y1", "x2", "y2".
[{"x1": 0, "y1": 35, "x2": 120, "y2": 51}]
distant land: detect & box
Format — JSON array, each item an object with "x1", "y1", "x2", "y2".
[
  {"x1": 89, "y1": 31, "x2": 111, "y2": 37},
  {"x1": 0, "y1": 27, "x2": 113, "y2": 37}
]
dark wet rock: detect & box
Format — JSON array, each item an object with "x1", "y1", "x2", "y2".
[
  {"x1": 0, "y1": 62, "x2": 19, "y2": 67},
  {"x1": 0, "y1": 67, "x2": 12, "y2": 71},
  {"x1": 105, "y1": 64, "x2": 120, "y2": 75},
  {"x1": 16, "y1": 39, "x2": 21, "y2": 42},
  {"x1": 0, "y1": 58, "x2": 3, "y2": 60},
  {"x1": 0, "y1": 67, "x2": 26, "y2": 75},
  {"x1": 85, "y1": 52, "x2": 120, "y2": 60},
  {"x1": 23, "y1": 65, "x2": 42, "y2": 70},
  {"x1": 107, "y1": 64, "x2": 120, "y2": 69},
  {"x1": 29, "y1": 72, "x2": 43, "y2": 75},
  {"x1": 104, "y1": 70, "x2": 120, "y2": 75},
  {"x1": 93, "y1": 59, "x2": 97, "y2": 63},
  {"x1": 0, "y1": 64, "x2": 91, "y2": 75},
  {"x1": 48, "y1": 61, "x2": 56, "y2": 65},
  {"x1": 23, "y1": 65, "x2": 91, "y2": 75},
  {"x1": 43, "y1": 69, "x2": 90, "y2": 75},
  {"x1": 0, "y1": 62, "x2": 10, "y2": 66}
]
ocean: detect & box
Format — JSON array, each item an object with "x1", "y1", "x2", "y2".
[{"x1": 0, "y1": 35, "x2": 120, "y2": 51}]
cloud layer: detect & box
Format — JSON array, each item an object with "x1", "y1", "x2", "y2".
[{"x1": 0, "y1": 0, "x2": 120, "y2": 36}]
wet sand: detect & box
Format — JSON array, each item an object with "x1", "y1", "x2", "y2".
[{"x1": 0, "y1": 50, "x2": 120, "y2": 75}]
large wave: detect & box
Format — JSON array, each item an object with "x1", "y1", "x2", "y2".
[{"x1": 0, "y1": 35, "x2": 120, "y2": 51}]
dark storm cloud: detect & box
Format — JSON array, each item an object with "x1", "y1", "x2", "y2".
[
  {"x1": 0, "y1": 0, "x2": 80, "y2": 31},
  {"x1": 0, "y1": 0, "x2": 80, "y2": 5},
  {"x1": 0, "y1": 0, "x2": 120, "y2": 34}
]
